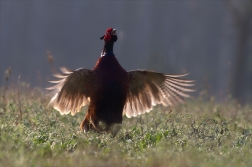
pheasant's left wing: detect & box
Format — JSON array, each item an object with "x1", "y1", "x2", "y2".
[
  {"x1": 47, "y1": 67, "x2": 92, "y2": 116},
  {"x1": 123, "y1": 70, "x2": 194, "y2": 118}
]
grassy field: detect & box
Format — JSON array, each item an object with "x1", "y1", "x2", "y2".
[{"x1": 0, "y1": 87, "x2": 251, "y2": 167}]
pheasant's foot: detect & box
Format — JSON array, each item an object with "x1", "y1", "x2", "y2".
[
  {"x1": 80, "y1": 118, "x2": 90, "y2": 133},
  {"x1": 108, "y1": 123, "x2": 122, "y2": 137}
]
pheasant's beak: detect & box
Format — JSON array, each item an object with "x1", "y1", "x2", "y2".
[{"x1": 111, "y1": 29, "x2": 116, "y2": 35}]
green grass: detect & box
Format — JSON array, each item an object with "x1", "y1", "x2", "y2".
[{"x1": 0, "y1": 87, "x2": 251, "y2": 167}]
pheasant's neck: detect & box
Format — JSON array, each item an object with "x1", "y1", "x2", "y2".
[{"x1": 101, "y1": 41, "x2": 114, "y2": 57}]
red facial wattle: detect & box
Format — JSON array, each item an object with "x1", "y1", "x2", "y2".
[{"x1": 104, "y1": 28, "x2": 113, "y2": 42}]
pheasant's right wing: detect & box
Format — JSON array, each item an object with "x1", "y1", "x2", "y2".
[
  {"x1": 47, "y1": 67, "x2": 92, "y2": 116},
  {"x1": 123, "y1": 70, "x2": 194, "y2": 118}
]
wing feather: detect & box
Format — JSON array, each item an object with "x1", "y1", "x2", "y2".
[
  {"x1": 123, "y1": 70, "x2": 194, "y2": 118},
  {"x1": 47, "y1": 67, "x2": 92, "y2": 115}
]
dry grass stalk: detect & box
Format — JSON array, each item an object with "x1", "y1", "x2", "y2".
[
  {"x1": 46, "y1": 51, "x2": 56, "y2": 73},
  {"x1": 16, "y1": 75, "x2": 22, "y2": 123},
  {"x1": 2, "y1": 68, "x2": 11, "y2": 111}
]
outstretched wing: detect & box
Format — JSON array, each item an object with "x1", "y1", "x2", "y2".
[
  {"x1": 123, "y1": 70, "x2": 194, "y2": 118},
  {"x1": 47, "y1": 67, "x2": 92, "y2": 116}
]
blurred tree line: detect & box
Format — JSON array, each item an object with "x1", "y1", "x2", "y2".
[{"x1": 0, "y1": 1, "x2": 251, "y2": 103}]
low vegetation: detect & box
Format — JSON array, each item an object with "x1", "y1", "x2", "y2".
[{"x1": 0, "y1": 86, "x2": 251, "y2": 167}]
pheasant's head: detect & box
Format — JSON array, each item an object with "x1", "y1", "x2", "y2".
[{"x1": 100, "y1": 28, "x2": 117, "y2": 43}]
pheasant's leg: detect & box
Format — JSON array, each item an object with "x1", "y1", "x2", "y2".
[
  {"x1": 80, "y1": 116, "x2": 91, "y2": 133},
  {"x1": 109, "y1": 124, "x2": 122, "y2": 137},
  {"x1": 90, "y1": 118, "x2": 101, "y2": 132},
  {"x1": 80, "y1": 113, "x2": 101, "y2": 132}
]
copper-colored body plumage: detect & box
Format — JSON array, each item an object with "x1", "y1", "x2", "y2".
[
  {"x1": 47, "y1": 28, "x2": 194, "y2": 133},
  {"x1": 81, "y1": 56, "x2": 130, "y2": 131}
]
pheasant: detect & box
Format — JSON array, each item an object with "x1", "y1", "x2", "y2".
[{"x1": 47, "y1": 28, "x2": 194, "y2": 133}]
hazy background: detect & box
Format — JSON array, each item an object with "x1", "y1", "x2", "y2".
[{"x1": 1, "y1": 1, "x2": 251, "y2": 103}]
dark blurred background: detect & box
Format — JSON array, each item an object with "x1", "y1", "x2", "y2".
[{"x1": 1, "y1": 1, "x2": 251, "y2": 103}]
